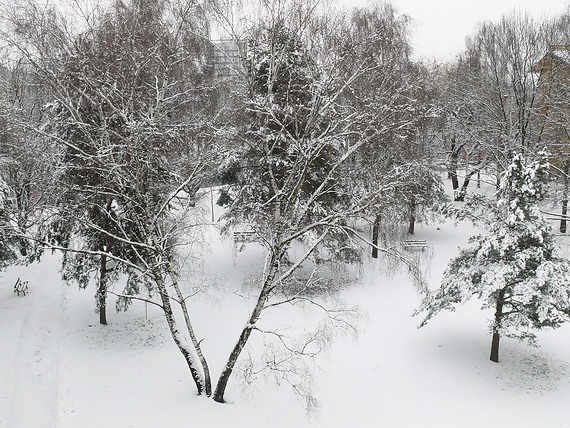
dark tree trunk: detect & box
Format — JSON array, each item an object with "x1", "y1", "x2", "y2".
[
  {"x1": 371, "y1": 214, "x2": 381, "y2": 258},
  {"x1": 454, "y1": 170, "x2": 479, "y2": 202},
  {"x1": 450, "y1": 171, "x2": 459, "y2": 192},
  {"x1": 213, "y1": 323, "x2": 256, "y2": 403},
  {"x1": 408, "y1": 198, "x2": 416, "y2": 235},
  {"x1": 98, "y1": 252, "x2": 108, "y2": 325},
  {"x1": 449, "y1": 142, "x2": 459, "y2": 193},
  {"x1": 561, "y1": 199, "x2": 568, "y2": 234},
  {"x1": 490, "y1": 289, "x2": 505, "y2": 363},
  {"x1": 455, "y1": 179, "x2": 470, "y2": 202},
  {"x1": 98, "y1": 237, "x2": 114, "y2": 325},
  {"x1": 560, "y1": 160, "x2": 569, "y2": 233},
  {"x1": 490, "y1": 332, "x2": 500, "y2": 363}
]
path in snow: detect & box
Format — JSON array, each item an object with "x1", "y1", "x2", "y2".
[{"x1": 1, "y1": 254, "x2": 65, "y2": 428}]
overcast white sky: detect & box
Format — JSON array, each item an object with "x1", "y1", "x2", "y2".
[
  {"x1": 366, "y1": 0, "x2": 569, "y2": 61},
  {"x1": 55, "y1": 0, "x2": 570, "y2": 61}
]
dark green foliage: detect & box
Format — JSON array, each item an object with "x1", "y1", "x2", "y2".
[
  {"x1": 0, "y1": 203, "x2": 18, "y2": 267},
  {"x1": 219, "y1": 24, "x2": 343, "y2": 229},
  {"x1": 418, "y1": 154, "x2": 570, "y2": 351}
]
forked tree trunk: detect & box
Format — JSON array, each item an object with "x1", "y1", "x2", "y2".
[
  {"x1": 169, "y1": 271, "x2": 212, "y2": 396},
  {"x1": 455, "y1": 169, "x2": 479, "y2": 202},
  {"x1": 155, "y1": 274, "x2": 205, "y2": 395},
  {"x1": 213, "y1": 252, "x2": 280, "y2": 403},
  {"x1": 371, "y1": 214, "x2": 381, "y2": 258}
]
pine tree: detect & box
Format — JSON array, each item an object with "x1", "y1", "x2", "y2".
[
  {"x1": 217, "y1": 22, "x2": 356, "y2": 262},
  {"x1": 417, "y1": 153, "x2": 570, "y2": 362},
  {"x1": 0, "y1": 177, "x2": 18, "y2": 267}
]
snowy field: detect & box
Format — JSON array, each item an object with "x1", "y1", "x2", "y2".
[{"x1": 2, "y1": 185, "x2": 570, "y2": 428}]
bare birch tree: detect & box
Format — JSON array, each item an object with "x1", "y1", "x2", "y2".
[
  {"x1": 212, "y1": 0, "x2": 430, "y2": 403},
  {"x1": 1, "y1": 0, "x2": 216, "y2": 395}
]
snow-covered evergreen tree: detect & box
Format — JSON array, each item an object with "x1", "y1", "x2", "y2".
[
  {"x1": 417, "y1": 153, "x2": 570, "y2": 362},
  {"x1": 0, "y1": 177, "x2": 18, "y2": 267}
]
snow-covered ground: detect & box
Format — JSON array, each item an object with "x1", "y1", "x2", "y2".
[{"x1": 2, "y1": 184, "x2": 570, "y2": 428}]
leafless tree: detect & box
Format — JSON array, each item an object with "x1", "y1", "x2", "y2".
[
  {"x1": 1, "y1": 0, "x2": 217, "y2": 395},
  {"x1": 211, "y1": 0, "x2": 429, "y2": 403},
  {"x1": 438, "y1": 13, "x2": 555, "y2": 199},
  {"x1": 531, "y1": 11, "x2": 570, "y2": 232}
]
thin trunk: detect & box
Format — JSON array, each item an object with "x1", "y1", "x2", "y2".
[
  {"x1": 448, "y1": 138, "x2": 459, "y2": 194},
  {"x1": 561, "y1": 199, "x2": 568, "y2": 234},
  {"x1": 213, "y1": 252, "x2": 280, "y2": 403},
  {"x1": 371, "y1": 214, "x2": 381, "y2": 258},
  {"x1": 408, "y1": 197, "x2": 416, "y2": 235},
  {"x1": 210, "y1": 187, "x2": 215, "y2": 222},
  {"x1": 490, "y1": 289, "x2": 505, "y2": 363},
  {"x1": 170, "y1": 272, "x2": 212, "y2": 396},
  {"x1": 560, "y1": 160, "x2": 569, "y2": 233},
  {"x1": 98, "y1": 252, "x2": 107, "y2": 325},
  {"x1": 213, "y1": 318, "x2": 256, "y2": 403},
  {"x1": 156, "y1": 274, "x2": 205, "y2": 395},
  {"x1": 98, "y1": 236, "x2": 114, "y2": 325},
  {"x1": 496, "y1": 163, "x2": 502, "y2": 189}
]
